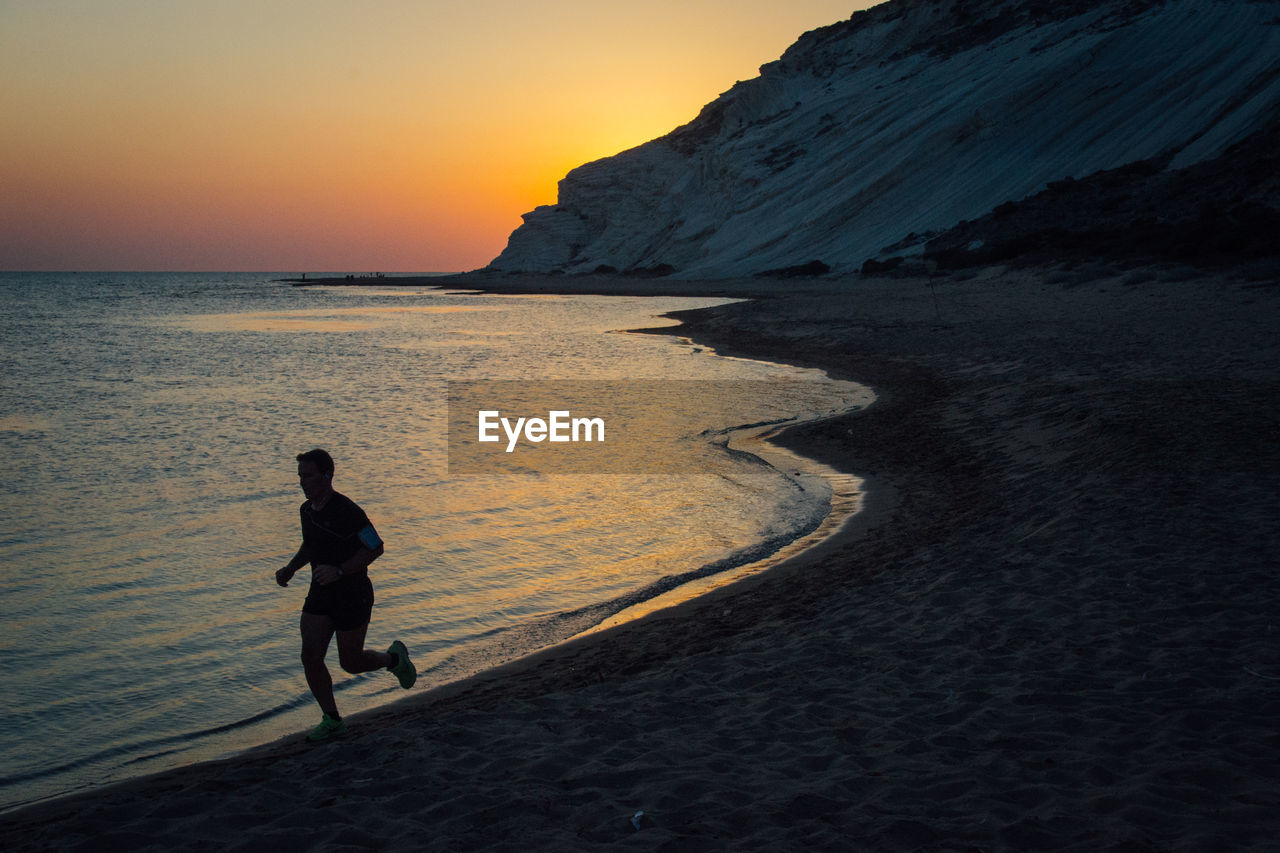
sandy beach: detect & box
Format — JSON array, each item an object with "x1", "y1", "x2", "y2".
[{"x1": 5, "y1": 263, "x2": 1278, "y2": 851}]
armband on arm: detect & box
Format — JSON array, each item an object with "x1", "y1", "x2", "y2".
[{"x1": 357, "y1": 524, "x2": 383, "y2": 551}]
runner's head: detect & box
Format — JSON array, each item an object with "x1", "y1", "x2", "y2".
[
  {"x1": 296, "y1": 448, "x2": 334, "y2": 477},
  {"x1": 296, "y1": 448, "x2": 335, "y2": 499}
]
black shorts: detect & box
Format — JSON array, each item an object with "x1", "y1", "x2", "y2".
[{"x1": 302, "y1": 575, "x2": 375, "y2": 631}]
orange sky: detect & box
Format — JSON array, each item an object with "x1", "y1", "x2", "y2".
[{"x1": 0, "y1": 1, "x2": 870, "y2": 273}]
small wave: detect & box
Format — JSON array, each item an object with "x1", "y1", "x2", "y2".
[
  {"x1": 0, "y1": 694, "x2": 312, "y2": 795},
  {"x1": 415, "y1": 468, "x2": 829, "y2": 684},
  {"x1": 701, "y1": 414, "x2": 801, "y2": 437}
]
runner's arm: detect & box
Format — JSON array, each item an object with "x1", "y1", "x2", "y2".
[
  {"x1": 337, "y1": 523, "x2": 383, "y2": 578},
  {"x1": 312, "y1": 541, "x2": 382, "y2": 585},
  {"x1": 276, "y1": 543, "x2": 312, "y2": 586}
]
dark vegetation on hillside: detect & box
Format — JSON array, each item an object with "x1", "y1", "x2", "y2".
[{"x1": 920, "y1": 117, "x2": 1280, "y2": 271}]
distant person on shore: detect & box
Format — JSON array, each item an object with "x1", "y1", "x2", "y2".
[{"x1": 276, "y1": 448, "x2": 416, "y2": 741}]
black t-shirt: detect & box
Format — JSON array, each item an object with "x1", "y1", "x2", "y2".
[{"x1": 299, "y1": 492, "x2": 382, "y2": 569}]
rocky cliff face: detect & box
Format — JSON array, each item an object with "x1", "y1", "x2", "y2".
[{"x1": 487, "y1": 0, "x2": 1280, "y2": 278}]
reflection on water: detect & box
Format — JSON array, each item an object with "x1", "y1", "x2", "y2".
[
  {"x1": 167, "y1": 304, "x2": 493, "y2": 333},
  {"x1": 446, "y1": 379, "x2": 865, "y2": 474},
  {"x1": 0, "y1": 273, "x2": 871, "y2": 810}
]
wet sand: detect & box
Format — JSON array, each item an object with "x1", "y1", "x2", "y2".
[{"x1": 5, "y1": 264, "x2": 1279, "y2": 851}]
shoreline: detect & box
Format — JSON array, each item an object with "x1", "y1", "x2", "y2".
[
  {"x1": 0, "y1": 278, "x2": 886, "y2": 816},
  {"x1": 0, "y1": 283, "x2": 867, "y2": 814},
  {"x1": 5, "y1": 264, "x2": 1278, "y2": 850}
]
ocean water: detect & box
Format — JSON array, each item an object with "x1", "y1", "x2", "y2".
[{"x1": 0, "y1": 272, "x2": 870, "y2": 810}]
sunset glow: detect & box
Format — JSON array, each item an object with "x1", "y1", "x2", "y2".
[{"x1": 1, "y1": 1, "x2": 867, "y2": 272}]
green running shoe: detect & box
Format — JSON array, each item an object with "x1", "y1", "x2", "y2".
[
  {"x1": 307, "y1": 713, "x2": 346, "y2": 742},
  {"x1": 388, "y1": 640, "x2": 416, "y2": 689}
]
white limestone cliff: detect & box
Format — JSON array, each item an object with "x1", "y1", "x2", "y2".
[{"x1": 487, "y1": 0, "x2": 1280, "y2": 278}]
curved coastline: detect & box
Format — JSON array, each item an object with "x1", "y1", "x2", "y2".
[
  {"x1": 374, "y1": 372, "x2": 878, "y2": 699},
  {"x1": 0, "y1": 277, "x2": 886, "y2": 814},
  {"x1": 5, "y1": 266, "x2": 1278, "y2": 851}
]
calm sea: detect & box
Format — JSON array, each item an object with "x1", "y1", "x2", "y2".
[{"x1": 0, "y1": 272, "x2": 870, "y2": 810}]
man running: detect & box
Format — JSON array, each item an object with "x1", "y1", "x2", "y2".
[{"x1": 276, "y1": 448, "x2": 416, "y2": 741}]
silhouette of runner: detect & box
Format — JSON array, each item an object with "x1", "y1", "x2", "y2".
[{"x1": 276, "y1": 448, "x2": 416, "y2": 740}]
